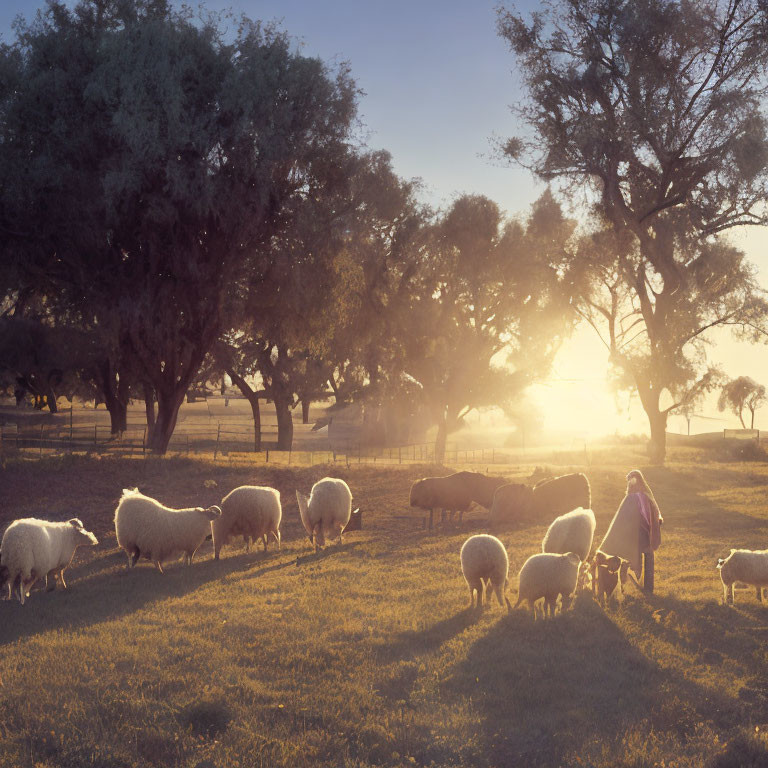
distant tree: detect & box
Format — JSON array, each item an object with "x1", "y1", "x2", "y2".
[
  {"x1": 218, "y1": 150, "x2": 426, "y2": 450},
  {"x1": 499, "y1": 0, "x2": 768, "y2": 461},
  {"x1": 404, "y1": 192, "x2": 573, "y2": 463},
  {"x1": 718, "y1": 376, "x2": 767, "y2": 429},
  {"x1": 0, "y1": 0, "x2": 357, "y2": 453}
]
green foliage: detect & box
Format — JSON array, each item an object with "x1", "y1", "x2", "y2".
[{"x1": 0, "y1": 0, "x2": 358, "y2": 454}]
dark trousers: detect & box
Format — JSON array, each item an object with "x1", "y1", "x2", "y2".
[{"x1": 642, "y1": 551, "x2": 655, "y2": 593}]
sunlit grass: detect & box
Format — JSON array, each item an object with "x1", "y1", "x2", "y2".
[{"x1": 0, "y1": 451, "x2": 766, "y2": 767}]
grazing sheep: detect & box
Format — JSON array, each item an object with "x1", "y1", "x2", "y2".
[
  {"x1": 0, "y1": 518, "x2": 98, "y2": 605},
  {"x1": 490, "y1": 473, "x2": 591, "y2": 529},
  {"x1": 542, "y1": 507, "x2": 596, "y2": 562},
  {"x1": 211, "y1": 485, "x2": 282, "y2": 560},
  {"x1": 514, "y1": 552, "x2": 581, "y2": 619},
  {"x1": 460, "y1": 534, "x2": 512, "y2": 611},
  {"x1": 114, "y1": 488, "x2": 221, "y2": 572},
  {"x1": 717, "y1": 549, "x2": 768, "y2": 605},
  {"x1": 296, "y1": 477, "x2": 356, "y2": 552},
  {"x1": 410, "y1": 471, "x2": 506, "y2": 529}
]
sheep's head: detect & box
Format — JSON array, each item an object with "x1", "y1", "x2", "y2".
[
  {"x1": 68, "y1": 518, "x2": 98, "y2": 546},
  {"x1": 565, "y1": 552, "x2": 582, "y2": 568},
  {"x1": 198, "y1": 506, "x2": 221, "y2": 522},
  {"x1": 409, "y1": 479, "x2": 427, "y2": 508},
  {"x1": 343, "y1": 508, "x2": 362, "y2": 533}
]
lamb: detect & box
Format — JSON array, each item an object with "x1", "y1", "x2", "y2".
[
  {"x1": 490, "y1": 472, "x2": 591, "y2": 528},
  {"x1": 590, "y1": 551, "x2": 628, "y2": 606},
  {"x1": 541, "y1": 507, "x2": 596, "y2": 562},
  {"x1": 211, "y1": 485, "x2": 281, "y2": 560},
  {"x1": 410, "y1": 471, "x2": 506, "y2": 529},
  {"x1": 514, "y1": 551, "x2": 581, "y2": 619},
  {"x1": 296, "y1": 477, "x2": 357, "y2": 552},
  {"x1": 717, "y1": 549, "x2": 768, "y2": 605},
  {"x1": 460, "y1": 534, "x2": 512, "y2": 611},
  {"x1": 0, "y1": 518, "x2": 98, "y2": 605},
  {"x1": 114, "y1": 488, "x2": 221, "y2": 572}
]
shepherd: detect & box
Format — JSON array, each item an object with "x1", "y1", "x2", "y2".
[{"x1": 597, "y1": 470, "x2": 663, "y2": 594}]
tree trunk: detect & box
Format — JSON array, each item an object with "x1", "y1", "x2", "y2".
[
  {"x1": 144, "y1": 385, "x2": 156, "y2": 446},
  {"x1": 97, "y1": 360, "x2": 128, "y2": 435},
  {"x1": 274, "y1": 396, "x2": 294, "y2": 451},
  {"x1": 147, "y1": 386, "x2": 186, "y2": 454},
  {"x1": 226, "y1": 369, "x2": 263, "y2": 452},
  {"x1": 435, "y1": 414, "x2": 448, "y2": 465},
  {"x1": 301, "y1": 399, "x2": 311, "y2": 424},
  {"x1": 750, "y1": 408, "x2": 755, "y2": 430},
  {"x1": 647, "y1": 409, "x2": 668, "y2": 464}
]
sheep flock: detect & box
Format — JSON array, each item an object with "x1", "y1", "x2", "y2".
[{"x1": 0, "y1": 467, "x2": 760, "y2": 620}]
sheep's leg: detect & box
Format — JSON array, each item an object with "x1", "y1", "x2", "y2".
[
  {"x1": 338, "y1": 523, "x2": 344, "y2": 547},
  {"x1": 129, "y1": 548, "x2": 141, "y2": 568},
  {"x1": 467, "y1": 583, "x2": 476, "y2": 609},
  {"x1": 262, "y1": 534, "x2": 268, "y2": 552},
  {"x1": 313, "y1": 524, "x2": 322, "y2": 552},
  {"x1": 155, "y1": 560, "x2": 165, "y2": 574},
  {"x1": 14, "y1": 574, "x2": 23, "y2": 605},
  {"x1": 244, "y1": 536, "x2": 252, "y2": 553},
  {"x1": 504, "y1": 595, "x2": 512, "y2": 613},
  {"x1": 271, "y1": 530, "x2": 281, "y2": 550}
]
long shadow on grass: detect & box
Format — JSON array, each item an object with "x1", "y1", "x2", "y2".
[
  {"x1": 374, "y1": 608, "x2": 479, "y2": 664},
  {"x1": 0, "y1": 548, "x2": 287, "y2": 646},
  {"x1": 621, "y1": 592, "x2": 768, "y2": 682},
  {"x1": 441, "y1": 595, "x2": 748, "y2": 768}
]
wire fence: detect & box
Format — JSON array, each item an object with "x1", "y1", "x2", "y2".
[{"x1": 0, "y1": 422, "x2": 513, "y2": 466}]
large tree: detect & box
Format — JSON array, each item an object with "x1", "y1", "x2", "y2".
[
  {"x1": 404, "y1": 192, "x2": 573, "y2": 463},
  {"x1": 0, "y1": 0, "x2": 357, "y2": 453},
  {"x1": 499, "y1": 0, "x2": 768, "y2": 461}
]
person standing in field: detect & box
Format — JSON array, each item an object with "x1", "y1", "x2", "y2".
[{"x1": 598, "y1": 470, "x2": 663, "y2": 594}]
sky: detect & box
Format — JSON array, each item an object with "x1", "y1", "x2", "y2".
[{"x1": 3, "y1": 0, "x2": 768, "y2": 438}]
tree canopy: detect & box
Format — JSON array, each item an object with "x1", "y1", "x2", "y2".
[{"x1": 499, "y1": 0, "x2": 768, "y2": 461}]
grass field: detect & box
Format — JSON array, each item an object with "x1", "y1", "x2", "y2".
[{"x1": 0, "y1": 448, "x2": 767, "y2": 767}]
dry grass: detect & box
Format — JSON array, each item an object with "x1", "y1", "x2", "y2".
[{"x1": 0, "y1": 449, "x2": 767, "y2": 767}]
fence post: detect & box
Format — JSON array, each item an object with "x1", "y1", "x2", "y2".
[
  {"x1": 310, "y1": 451, "x2": 313, "y2": 467},
  {"x1": 142, "y1": 428, "x2": 147, "y2": 456},
  {"x1": 40, "y1": 424, "x2": 44, "y2": 458},
  {"x1": 94, "y1": 424, "x2": 97, "y2": 446},
  {"x1": 398, "y1": 446, "x2": 402, "y2": 464},
  {"x1": 214, "y1": 424, "x2": 221, "y2": 460}
]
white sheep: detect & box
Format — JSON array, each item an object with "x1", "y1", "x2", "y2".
[
  {"x1": 460, "y1": 534, "x2": 512, "y2": 611},
  {"x1": 114, "y1": 488, "x2": 221, "y2": 572},
  {"x1": 541, "y1": 507, "x2": 596, "y2": 562},
  {"x1": 717, "y1": 549, "x2": 768, "y2": 605},
  {"x1": 0, "y1": 518, "x2": 98, "y2": 605},
  {"x1": 514, "y1": 551, "x2": 581, "y2": 619},
  {"x1": 296, "y1": 477, "x2": 356, "y2": 552},
  {"x1": 212, "y1": 485, "x2": 282, "y2": 560}
]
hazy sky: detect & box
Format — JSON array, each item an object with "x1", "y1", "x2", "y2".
[{"x1": 3, "y1": 0, "x2": 768, "y2": 436}]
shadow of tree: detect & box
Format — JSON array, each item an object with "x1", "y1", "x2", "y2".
[
  {"x1": 0, "y1": 548, "x2": 286, "y2": 647},
  {"x1": 442, "y1": 596, "x2": 749, "y2": 767}
]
